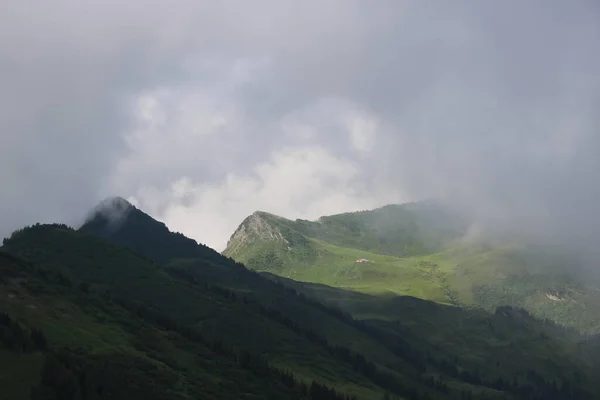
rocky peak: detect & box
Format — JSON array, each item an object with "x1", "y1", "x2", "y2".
[{"x1": 223, "y1": 211, "x2": 288, "y2": 256}]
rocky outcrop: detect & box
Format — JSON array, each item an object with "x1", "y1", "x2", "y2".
[{"x1": 223, "y1": 211, "x2": 289, "y2": 257}]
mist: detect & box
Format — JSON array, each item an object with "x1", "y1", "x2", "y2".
[
  {"x1": 364, "y1": 1, "x2": 600, "y2": 265},
  {"x1": 0, "y1": 0, "x2": 599, "y2": 255},
  {"x1": 84, "y1": 197, "x2": 134, "y2": 232}
]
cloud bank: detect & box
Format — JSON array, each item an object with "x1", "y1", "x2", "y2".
[{"x1": 1, "y1": 0, "x2": 599, "y2": 252}]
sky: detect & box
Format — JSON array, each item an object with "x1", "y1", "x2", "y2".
[{"x1": 1, "y1": 0, "x2": 599, "y2": 252}]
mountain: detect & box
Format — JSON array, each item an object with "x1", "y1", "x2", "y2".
[
  {"x1": 225, "y1": 202, "x2": 468, "y2": 264},
  {"x1": 1, "y1": 199, "x2": 600, "y2": 399},
  {"x1": 224, "y1": 203, "x2": 600, "y2": 333},
  {"x1": 80, "y1": 196, "x2": 227, "y2": 265}
]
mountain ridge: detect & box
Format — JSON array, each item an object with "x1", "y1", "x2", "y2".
[
  {"x1": 2, "y1": 198, "x2": 600, "y2": 399},
  {"x1": 224, "y1": 201, "x2": 469, "y2": 259},
  {"x1": 80, "y1": 196, "x2": 235, "y2": 267},
  {"x1": 224, "y1": 202, "x2": 600, "y2": 333}
]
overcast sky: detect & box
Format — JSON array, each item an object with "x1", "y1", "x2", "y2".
[{"x1": 1, "y1": 0, "x2": 599, "y2": 252}]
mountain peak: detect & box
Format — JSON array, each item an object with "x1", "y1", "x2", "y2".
[
  {"x1": 224, "y1": 211, "x2": 289, "y2": 257},
  {"x1": 89, "y1": 195, "x2": 133, "y2": 214},
  {"x1": 80, "y1": 197, "x2": 239, "y2": 267},
  {"x1": 251, "y1": 210, "x2": 285, "y2": 219},
  {"x1": 83, "y1": 196, "x2": 134, "y2": 230},
  {"x1": 96, "y1": 196, "x2": 133, "y2": 210}
]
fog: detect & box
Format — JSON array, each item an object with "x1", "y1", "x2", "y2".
[{"x1": 1, "y1": 0, "x2": 599, "y2": 254}]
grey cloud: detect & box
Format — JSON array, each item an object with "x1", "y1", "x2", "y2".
[
  {"x1": 0, "y1": 0, "x2": 213, "y2": 233},
  {"x1": 363, "y1": 1, "x2": 600, "y2": 260},
  {"x1": 1, "y1": 0, "x2": 599, "y2": 260}
]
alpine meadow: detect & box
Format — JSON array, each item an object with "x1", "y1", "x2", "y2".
[{"x1": 224, "y1": 202, "x2": 600, "y2": 333}]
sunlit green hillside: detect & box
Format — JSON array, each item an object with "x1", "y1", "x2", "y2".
[{"x1": 224, "y1": 203, "x2": 600, "y2": 333}]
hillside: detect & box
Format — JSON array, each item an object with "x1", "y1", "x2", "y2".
[
  {"x1": 80, "y1": 197, "x2": 227, "y2": 266},
  {"x1": 0, "y1": 199, "x2": 599, "y2": 399},
  {"x1": 223, "y1": 203, "x2": 600, "y2": 333},
  {"x1": 225, "y1": 202, "x2": 467, "y2": 264}
]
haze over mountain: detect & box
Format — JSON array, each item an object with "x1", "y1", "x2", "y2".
[
  {"x1": 3, "y1": 198, "x2": 600, "y2": 399},
  {"x1": 1, "y1": 0, "x2": 600, "y2": 258}
]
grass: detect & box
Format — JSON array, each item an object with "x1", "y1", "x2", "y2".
[
  {"x1": 1, "y1": 225, "x2": 413, "y2": 399},
  {"x1": 233, "y1": 230, "x2": 600, "y2": 333},
  {"x1": 265, "y1": 274, "x2": 595, "y2": 390},
  {"x1": 256, "y1": 237, "x2": 455, "y2": 301}
]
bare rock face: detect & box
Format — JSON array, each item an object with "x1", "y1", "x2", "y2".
[{"x1": 223, "y1": 211, "x2": 288, "y2": 257}]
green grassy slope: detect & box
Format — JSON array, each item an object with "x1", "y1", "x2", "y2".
[
  {"x1": 225, "y1": 202, "x2": 467, "y2": 264},
  {"x1": 223, "y1": 204, "x2": 600, "y2": 333},
  {"x1": 1, "y1": 227, "x2": 386, "y2": 400},
  {"x1": 264, "y1": 273, "x2": 587, "y2": 364},
  {"x1": 0, "y1": 253, "x2": 332, "y2": 400},
  {"x1": 292, "y1": 202, "x2": 468, "y2": 257},
  {"x1": 0, "y1": 256, "x2": 332, "y2": 399}
]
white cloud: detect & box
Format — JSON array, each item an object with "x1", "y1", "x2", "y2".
[
  {"x1": 114, "y1": 90, "x2": 393, "y2": 250},
  {"x1": 128, "y1": 145, "x2": 400, "y2": 251},
  {"x1": 345, "y1": 111, "x2": 377, "y2": 154},
  {"x1": 110, "y1": 58, "x2": 268, "y2": 195}
]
